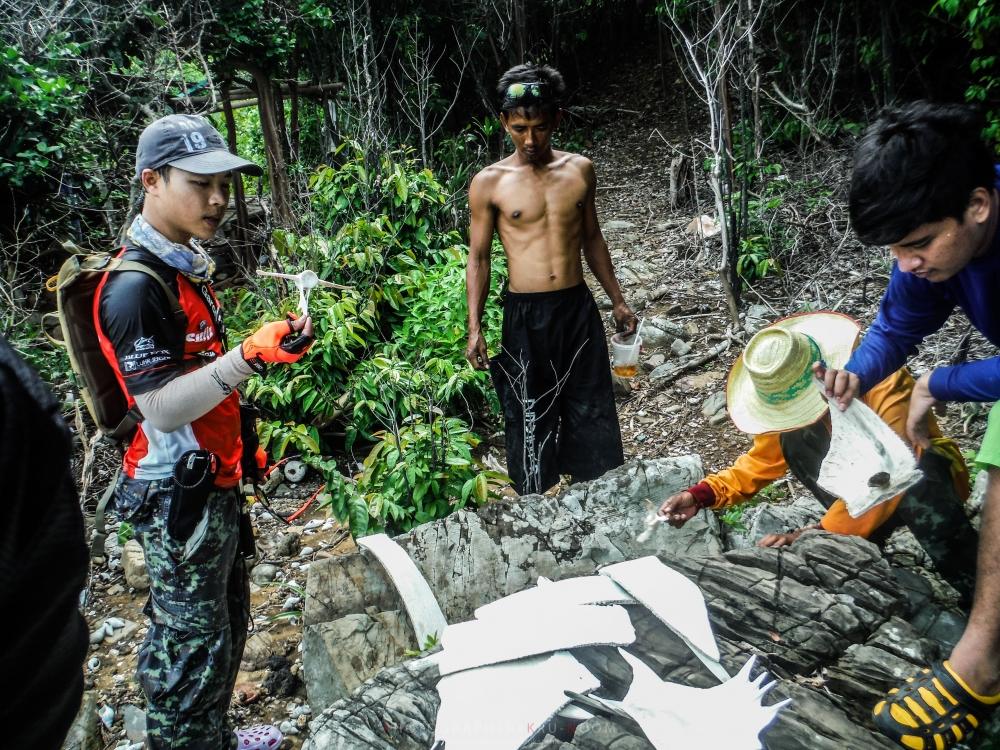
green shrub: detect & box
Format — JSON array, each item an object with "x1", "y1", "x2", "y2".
[{"x1": 311, "y1": 416, "x2": 507, "y2": 536}]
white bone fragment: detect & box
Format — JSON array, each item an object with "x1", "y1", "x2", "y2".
[
  {"x1": 437, "y1": 603, "x2": 635, "y2": 676},
  {"x1": 600, "y1": 556, "x2": 728, "y2": 680},
  {"x1": 434, "y1": 651, "x2": 599, "y2": 750},
  {"x1": 817, "y1": 387, "x2": 923, "y2": 518},
  {"x1": 474, "y1": 575, "x2": 634, "y2": 621},
  {"x1": 356, "y1": 533, "x2": 447, "y2": 650},
  {"x1": 585, "y1": 650, "x2": 790, "y2": 750}
]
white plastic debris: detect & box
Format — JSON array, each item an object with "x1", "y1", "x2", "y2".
[
  {"x1": 817, "y1": 389, "x2": 923, "y2": 518},
  {"x1": 600, "y1": 556, "x2": 727, "y2": 680},
  {"x1": 357, "y1": 533, "x2": 448, "y2": 651},
  {"x1": 434, "y1": 651, "x2": 599, "y2": 750},
  {"x1": 474, "y1": 575, "x2": 633, "y2": 621},
  {"x1": 438, "y1": 603, "x2": 635, "y2": 676},
  {"x1": 256, "y1": 269, "x2": 350, "y2": 317},
  {"x1": 584, "y1": 651, "x2": 789, "y2": 750}
]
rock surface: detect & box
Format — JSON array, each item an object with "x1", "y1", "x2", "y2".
[
  {"x1": 303, "y1": 457, "x2": 712, "y2": 710},
  {"x1": 121, "y1": 540, "x2": 149, "y2": 591},
  {"x1": 305, "y1": 531, "x2": 915, "y2": 749},
  {"x1": 301, "y1": 458, "x2": 966, "y2": 749}
]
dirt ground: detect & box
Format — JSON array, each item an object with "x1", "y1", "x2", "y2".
[{"x1": 75, "y1": 52, "x2": 996, "y2": 749}]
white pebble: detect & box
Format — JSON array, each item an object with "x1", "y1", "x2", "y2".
[
  {"x1": 281, "y1": 596, "x2": 302, "y2": 611},
  {"x1": 299, "y1": 546, "x2": 314, "y2": 556},
  {"x1": 87, "y1": 657, "x2": 101, "y2": 671},
  {"x1": 303, "y1": 519, "x2": 323, "y2": 531},
  {"x1": 106, "y1": 617, "x2": 126, "y2": 629},
  {"x1": 98, "y1": 704, "x2": 115, "y2": 728}
]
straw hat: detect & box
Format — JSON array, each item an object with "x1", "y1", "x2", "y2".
[{"x1": 726, "y1": 312, "x2": 861, "y2": 434}]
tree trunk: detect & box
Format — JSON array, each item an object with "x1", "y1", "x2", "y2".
[
  {"x1": 221, "y1": 81, "x2": 250, "y2": 261},
  {"x1": 246, "y1": 64, "x2": 294, "y2": 227}
]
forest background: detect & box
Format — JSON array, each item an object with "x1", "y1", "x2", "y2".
[{"x1": 3, "y1": 0, "x2": 999, "y2": 537}]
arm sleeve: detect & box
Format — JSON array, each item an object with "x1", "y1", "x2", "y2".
[
  {"x1": 929, "y1": 358, "x2": 1000, "y2": 402},
  {"x1": 702, "y1": 433, "x2": 789, "y2": 509},
  {"x1": 133, "y1": 347, "x2": 253, "y2": 433},
  {"x1": 844, "y1": 265, "x2": 954, "y2": 394},
  {"x1": 98, "y1": 271, "x2": 184, "y2": 395}
]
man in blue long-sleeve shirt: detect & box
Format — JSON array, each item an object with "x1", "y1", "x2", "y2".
[{"x1": 821, "y1": 102, "x2": 1000, "y2": 750}]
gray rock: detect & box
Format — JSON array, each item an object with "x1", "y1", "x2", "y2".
[
  {"x1": 241, "y1": 632, "x2": 275, "y2": 671},
  {"x1": 701, "y1": 391, "x2": 727, "y2": 419},
  {"x1": 670, "y1": 338, "x2": 692, "y2": 357},
  {"x1": 968, "y1": 469, "x2": 988, "y2": 517},
  {"x1": 302, "y1": 611, "x2": 412, "y2": 712},
  {"x1": 103, "y1": 534, "x2": 123, "y2": 559},
  {"x1": 611, "y1": 373, "x2": 632, "y2": 397},
  {"x1": 269, "y1": 532, "x2": 302, "y2": 559},
  {"x1": 642, "y1": 353, "x2": 665, "y2": 372},
  {"x1": 61, "y1": 690, "x2": 99, "y2": 750},
  {"x1": 642, "y1": 317, "x2": 688, "y2": 349},
  {"x1": 304, "y1": 458, "x2": 715, "y2": 710},
  {"x1": 910, "y1": 607, "x2": 967, "y2": 653},
  {"x1": 648, "y1": 363, "x2": 678, "y2": 382},
  {"x1": 104, "y1": 618, "x2": 139, "y2": 645},
  {"x1": 708, "y1": 411, "x2": 729, "y2": 426},
  {"x1": 122, "y1": 540, "x2": 149, "y2": 590},
  {"x1": 303, "y1": 653, "x2": 440, "y2": 750},
  {"x1": 122, "y1": 705, "x2": 146, "y2": 744},
  {"x1": 604, "y1": 219, "x2": 636, "y2": 231},
  {"x1": 649, "y1": 284, "x2": 669, "y2": 301},
  {"x1": 306, "y1": 531, "x2": 918, "y2": 749},
  {"x1": 251, "y1": 563, "x2": 280, "y2": 585},
  {"x1": 744, "y1": 304, "x2": 772, "y2": 335}
]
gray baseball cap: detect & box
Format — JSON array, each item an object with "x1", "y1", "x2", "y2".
[{"x1": 135, "y1": 114, "x2": 263, "y2": 180}]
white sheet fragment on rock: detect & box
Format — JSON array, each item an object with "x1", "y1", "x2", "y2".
[
  {"x1": 434, "y1": 651, "x2": 599, "y2": 750},
  {"x1": 437, "y1": 603, "x2": 635, "y2": 676},
  {"x1": 817, "y1": 391, "x2": 923, "y2": 518},
  {"x1": 586, "y1": 650, "x2": 790, "y2": 750},
  {"x1": 356, "y1": 533, "x2": 447, "y2": 649},
  {"x1": 600, "y1": 556, "x2": 728, "y2": 681},
  {"x1": 474, "y1": 575, "x2": 634, "y2": 621}
]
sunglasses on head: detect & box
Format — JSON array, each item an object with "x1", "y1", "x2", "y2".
[{"x1": 503, "y1": 81, "x2": 549, "y2": 106}]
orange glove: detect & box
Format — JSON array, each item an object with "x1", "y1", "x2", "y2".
[
  {"x1": 241, "y1": 317, "x2": 313, "y2": 372},
  {"x1": 254, "y1": 445, "x2": 268, "y2": 473}
]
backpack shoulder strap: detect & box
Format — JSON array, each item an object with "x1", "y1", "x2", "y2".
[{"x1": 110, "y1": 258, "x2": 185, "y2": 325}]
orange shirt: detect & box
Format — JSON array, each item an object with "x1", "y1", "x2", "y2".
[{"x1": 702, "y1": 368, "x2": 969, "y2": 537}]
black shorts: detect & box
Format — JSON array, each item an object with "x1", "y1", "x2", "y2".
[{"x1": 489, "y1": 282, "x2": 624, "y2": 495}]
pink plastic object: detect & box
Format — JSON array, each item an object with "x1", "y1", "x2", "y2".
[{"x1": 235, "y1": 724, "x2": 283, "y2": 749}]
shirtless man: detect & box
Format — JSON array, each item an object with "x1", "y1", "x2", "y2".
[{"x1": 465, "y1": 63, "x2": 636, "y2": 495}]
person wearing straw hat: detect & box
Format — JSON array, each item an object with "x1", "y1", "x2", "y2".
[{"x1": 659, "y1": 312, "x2": 977, "y2": 601}]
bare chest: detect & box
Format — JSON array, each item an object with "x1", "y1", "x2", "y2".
[{"x1": 494, "y1": 169, "x2": 588, "y2": 228}]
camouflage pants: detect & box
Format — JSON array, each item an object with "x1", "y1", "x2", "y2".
[
  {"x1": 781, "y1": 423, "x2": 978, "y2": 606},
  {"x1": 115, "y1": 475, "x2": 249, "y2": 750}
]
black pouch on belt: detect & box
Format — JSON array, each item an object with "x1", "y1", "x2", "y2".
[
  {"x1": 237, "y1": 502, "x2": 256, "y2": 561},
  {"x1": 169, "y1": 449, "x2": 218, "y2": 541}
]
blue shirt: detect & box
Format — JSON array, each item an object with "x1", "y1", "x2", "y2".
[{"x1": 846, "y1": 172, "x2": 1000, "y2": 402}]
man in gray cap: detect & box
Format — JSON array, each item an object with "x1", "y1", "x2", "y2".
[{"x1": 96, "y1": 114, "x2": 310, "y2": 749}]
